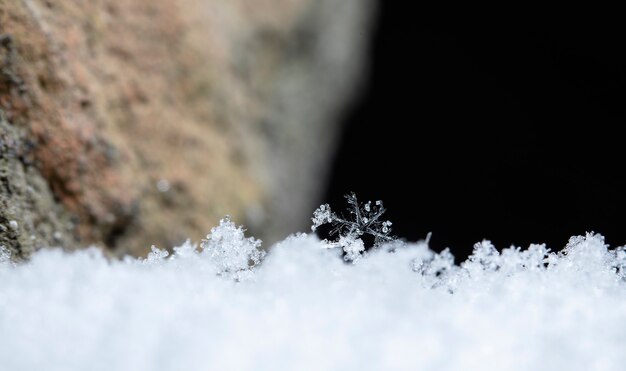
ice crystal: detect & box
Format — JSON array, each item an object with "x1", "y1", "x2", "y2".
[
  {"x1": 462, "y1": 240, "x2": 500, "y2": 277},
  {"x1": 144, "y1": 245, "x2": 169, "y2": 264},
  {"x1": 171, "y1": 239, "x2": 198, "y2": 259},
  {"x1": 311, "y1": 203, "x2": 334, "y2": 231},
  {"x1": 339, "y1": 235, "x2": 365, "y2": 262},
  {"x1": 413, "y1": 247, "x2": 457, "y2": 288},
  {"x1": 311, "y1": 192, "x2": 396, "y2": 261},
  {"x1": 201, "y1": 216, "x2": 265, "y2": 280},
  {"x1": 139, "y1": 218, "x2": 265, "y2": 280}
]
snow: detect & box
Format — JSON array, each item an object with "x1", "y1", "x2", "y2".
[{"x1": 1, "y1": 223, "x2": 626, "y2": 370}]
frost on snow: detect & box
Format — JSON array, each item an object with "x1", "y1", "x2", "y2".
[
  {"x1": 2, "y1": 209, "x2": 626, "y2": 370},
  {"x1": 312, "y1": 192, "x2": 395, "y2": 261},
  {"x1": 138, "y1": 216, "x2": 265, "y2": 280}
]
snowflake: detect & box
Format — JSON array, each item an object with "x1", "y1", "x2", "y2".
[
  {"x1": 201, "y1": 216, "x2": 265, "y2": 280},
  {"x1": 311, "y1": 192, "x2": 396, "y2": 261}
]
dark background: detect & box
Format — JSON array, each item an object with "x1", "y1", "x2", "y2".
[{"x1": 323, "y1": 8, "x2": 626, "y2": 259}]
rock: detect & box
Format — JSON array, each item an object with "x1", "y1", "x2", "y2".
[
  {"x1": 1, "y1": 110, "x2": 76, "y2": 258},
  {"x1": 0, "y1": 0, "x2": 374, "y2": 256}
]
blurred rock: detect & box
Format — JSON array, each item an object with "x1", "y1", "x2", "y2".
[
  {"x1": 1, "y1": 110, "x2": 76, "y2": 259},
  {"x1": 0, "y1": 0, "x2": 374, "y2": 256}
]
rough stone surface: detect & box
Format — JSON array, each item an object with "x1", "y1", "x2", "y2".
[
  {"x1": 0, "y1": 0, "x2": 373, "y2": 256},
  {"x1": 1, "y1": 110, "x2": 75, "y2": 259}
]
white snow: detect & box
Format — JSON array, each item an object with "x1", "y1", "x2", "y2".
[{"x1": 1, "y1": 225, "x2": 625, "y2": 371}]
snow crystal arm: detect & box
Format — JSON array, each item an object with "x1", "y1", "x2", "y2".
[
  {"x1": 364, "y1": 204, "x2": 385, "y2": 228},
  {"x1": 346, "y1": 193, "x2": 362, "y2": 226},
  {"x1": 311, "y1": 204, "x2": 334, "y2": 231}
]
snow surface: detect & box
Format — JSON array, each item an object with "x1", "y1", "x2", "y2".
[{"x1": 1, "y1": 225, "x2": 626, "y2": 371}]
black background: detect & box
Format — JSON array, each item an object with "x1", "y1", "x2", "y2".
[{"x1": 323, "y1": 8, "x2": 626, "y2": 259}]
